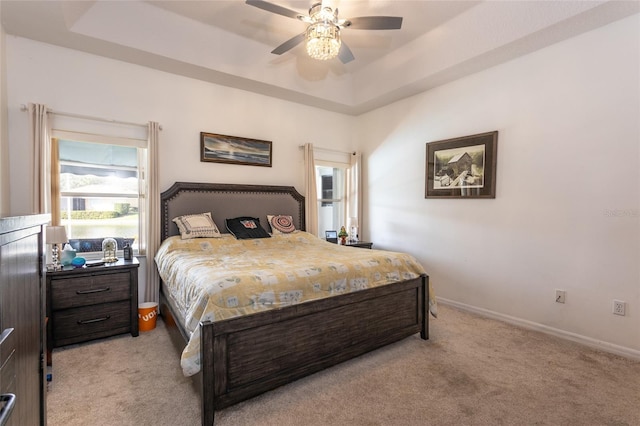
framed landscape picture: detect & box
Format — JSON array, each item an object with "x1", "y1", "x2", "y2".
[
  {"x1": 200, "y1": 132, "x2": 272, "y2": 167},
  {"x1": 425, "y1": 131, "x2": 498, "y2": 198}
]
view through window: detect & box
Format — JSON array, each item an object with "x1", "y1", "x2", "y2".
[
  {"x1": 316, "y1": 164, "x2": 346, "y2": 236},
  {"x1": 59, "y1": 139, "x2": 145, "y2": 254}
]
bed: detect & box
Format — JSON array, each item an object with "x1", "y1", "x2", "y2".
[{"x1": 157, "y1": 182, "x2": 430, "y2": 425}]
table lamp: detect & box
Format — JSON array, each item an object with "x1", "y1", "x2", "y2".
[{"x1": 46, "y1": 226, "x2": 68, "y2": 270}]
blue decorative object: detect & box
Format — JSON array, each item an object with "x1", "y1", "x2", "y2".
[{"x1": 71, "y1": 257, "x2": 86, "y2": 268}]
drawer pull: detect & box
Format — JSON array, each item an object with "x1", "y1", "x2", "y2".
[
  {"x1": 0, "y1": 394, "x2": 16, "y2": 426},
  {"x1": 77, "y1": 316, "x2": 111, "y2": 325},
  {"x1": 76, "y1": 287, "x2": 110, "y2": 295}
]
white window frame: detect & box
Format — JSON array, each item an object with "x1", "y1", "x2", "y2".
[
  {"x1": 52, "y1": 129, "x2": 148, "y2": 258},
  {"x1": 315, "y1": 159, "x2": 348, "y2": 235}
]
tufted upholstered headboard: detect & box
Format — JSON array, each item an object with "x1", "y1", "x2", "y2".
[{"x1": 160, "y1": 182, "x2": 306, "y2": 240}]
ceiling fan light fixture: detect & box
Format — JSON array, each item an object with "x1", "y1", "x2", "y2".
[
  {"x1": 306, "y1": 22, "x2": 341, "y2": 61},
  {"x1": 246, "y1": 0, "x2": 403, "y2": 64}
]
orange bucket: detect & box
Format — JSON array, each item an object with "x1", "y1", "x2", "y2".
[{"x1": 138, "y1": 302, "x2": 158, "y2": 332}]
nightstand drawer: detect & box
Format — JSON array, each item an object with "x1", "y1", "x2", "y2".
[
  {"x1": 52, "y1": 301, "x2": 131, "y2": 346},
  {"x1": 50, "y1": 272, "x2": 131, "y2": 310}
]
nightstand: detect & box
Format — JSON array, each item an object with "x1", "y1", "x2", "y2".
[
  {"x1": 345, "y1": 241, "x2": 373, "y2": 249},
  {"x1": 46, "y1": 257, "x2": 139, "y2": 348}
]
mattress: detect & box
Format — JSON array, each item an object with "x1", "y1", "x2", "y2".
[{"x1": 155, "y1": 231, "x2": 430, "y2": 376}]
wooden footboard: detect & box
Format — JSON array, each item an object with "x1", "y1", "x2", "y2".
[{"x1": 199, "y1": 274, "x2": 428, "y2": 426}]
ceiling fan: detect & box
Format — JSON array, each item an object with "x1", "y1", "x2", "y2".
[{"x1": 246, "y1": 0, "x2": 403, "y2": 64}]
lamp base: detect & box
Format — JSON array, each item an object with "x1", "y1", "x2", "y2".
[
  {"x1": 51, "y1": 246, "x2": 62, "y2": 270},
  {"x1": 47, "y1": 263, "x2": 62, "y2": 272}
]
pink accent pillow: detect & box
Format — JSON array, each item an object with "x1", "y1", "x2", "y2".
[{"x1": 268, "y1": 215, "x2": 296, "y2": 234}]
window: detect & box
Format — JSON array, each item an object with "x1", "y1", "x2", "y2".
[
  {"x1": 57, "y1": 138, "x2": 147, "y2": 256},
  {"x1": 304, "y1": 145, "x2": 360, "y2": 239},
  {"x1": 316, "y1": 162, "x2": 346, "y2": 236}
]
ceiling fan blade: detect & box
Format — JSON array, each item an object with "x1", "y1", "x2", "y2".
[
  {"x1": 245, "y1": 0, "x2": 302, "y2": 20},
  {"x1": 338, "y1": 42, "x2": 355, "y2": 64},
  {"x1": 271, "y1": 33, "x2": 305, "y2": 55},
  {"x1": 344, "y1": 16, "x2": 403, "y2": 30}
]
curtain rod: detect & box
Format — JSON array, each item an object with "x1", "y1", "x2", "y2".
[
  {"x1": 20, "y1": 104, "x2": 161, "y2": 130},
  {"x1": 299, "y1": 145, "x2": 355, "y2": 155}
]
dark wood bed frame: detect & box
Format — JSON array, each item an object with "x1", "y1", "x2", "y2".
[{"x1": 158, "y1": 182, "x2": 428, "y2": 425}]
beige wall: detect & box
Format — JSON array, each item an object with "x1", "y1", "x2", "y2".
[{"x1": 358, "y1": 14, "x2": 640, "y2": 356}]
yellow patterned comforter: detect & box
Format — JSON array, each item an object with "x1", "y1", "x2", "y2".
[{"x1": 155, "y1": 231, "x2": 430, "y2": 376}]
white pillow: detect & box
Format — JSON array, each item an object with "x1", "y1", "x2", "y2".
[{"x1": 172, "y1": 212, "x2": 221, "y2": 239}]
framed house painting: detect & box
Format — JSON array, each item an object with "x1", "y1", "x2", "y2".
[
  {"x1": 425, "y1": 131, "x2": 498, "y2": 198},
  {"x1": 200, "y1": 132, "x2": 272, "y2": 167}
]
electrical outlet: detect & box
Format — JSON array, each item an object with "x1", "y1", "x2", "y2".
[
  {"x1": 613, "y1": 300, "x2": 626, "y2": 316},
  {"x1": 555, "y1": 290, "x2": 566, "y2": 304}
]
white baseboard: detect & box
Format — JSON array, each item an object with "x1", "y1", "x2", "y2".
[{"x1": 437, "y1": 297, "x2": 640, "y2": 361}]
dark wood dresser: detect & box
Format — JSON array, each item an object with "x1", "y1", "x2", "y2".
[
  {"x1": 0, "y1": 214, "x2": 49, "y2": 426},
  {"x1": 46, "y1": 258, "x2": 139, "y2": 348}
]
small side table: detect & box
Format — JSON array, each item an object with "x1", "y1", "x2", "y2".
[
  {"x1": 345, "y1": 241, "x2": 373, "y2": 249},
  {"x1": 46, "y1": 257, "x2": 139, "y2": 348}
]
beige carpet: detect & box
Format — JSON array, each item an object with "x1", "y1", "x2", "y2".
[{"x1": 47, "y1": 304, "x2": 640, "y2": 426}]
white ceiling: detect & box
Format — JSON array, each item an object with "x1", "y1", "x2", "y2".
[{"x1": 2, "y1": 0, "x2": 638, "y2": 115}]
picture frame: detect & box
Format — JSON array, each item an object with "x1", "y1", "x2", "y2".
[
  {"x1": 425, "y1": 131, "x2": 498, "y2": 198},
  {"x1": 200, "y1": 132, "x2": 272, "y2": 167}
]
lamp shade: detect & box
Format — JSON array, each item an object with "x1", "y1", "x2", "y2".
[{"x1": 46, "y1": 226, "x2": 68, "y2": 244}]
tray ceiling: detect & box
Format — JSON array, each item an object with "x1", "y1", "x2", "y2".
[{"x1": 2, "y1": 1, "x2": 638, "y2": 115}]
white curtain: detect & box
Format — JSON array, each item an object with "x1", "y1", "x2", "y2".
[
  {"x1": 303, "y1": 143, "x2": 318, "y2": 236},
  {"x1": 347, "y1": 152, "x2": 362, "y2": 238},
  {"x1": 145, "y1": 121, "x2": 161, "y2": 303},
  {"x1": 28, "y1": 103, "x2": 51, "y2": 214}
]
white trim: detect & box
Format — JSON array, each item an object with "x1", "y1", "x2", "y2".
[
  {"x1": 60, "y1": 192, "x2": 138, "y2": 198},
  {"x1": 52, "y1": 110, "x2": 147, "y2": 129},
  {"x1": 52, "y1": 129, "x2": 147, "y2": 147},
  {"x1": 437, "y1": 297, "x2": 640, "y2": 361},
  {"x1": 315, "y1": 159, "x2": 350, "y2": 169}
]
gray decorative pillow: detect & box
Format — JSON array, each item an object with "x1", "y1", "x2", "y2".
[{"x1": 172, "y1": 212, "x2": 221, "y2": 239}]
